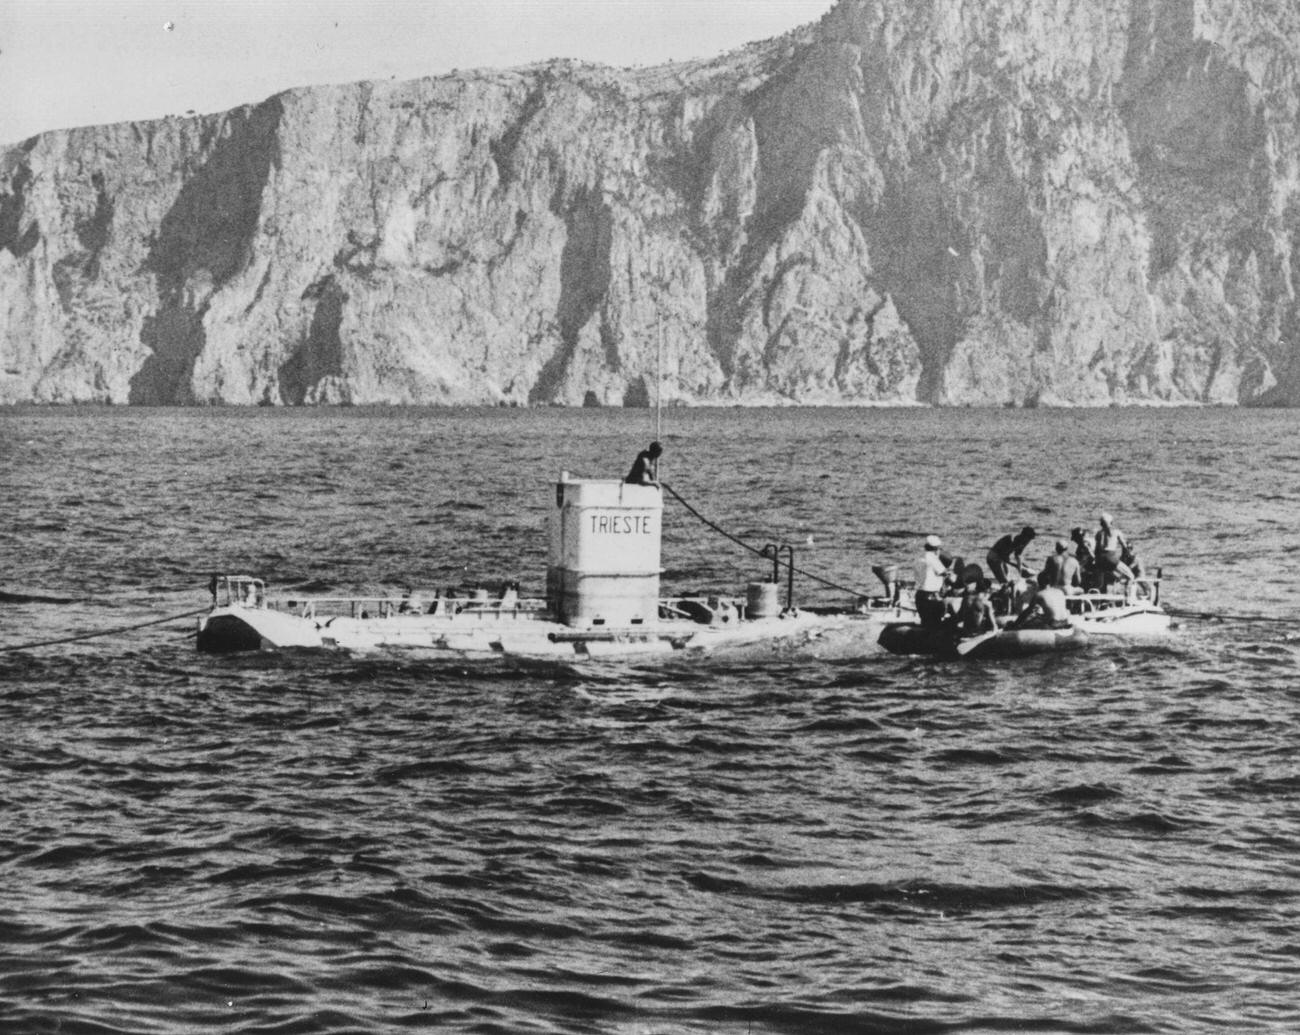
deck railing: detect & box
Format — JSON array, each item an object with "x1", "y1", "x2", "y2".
[{"x1": 267, "y1": 594, "x2": 549, "y2": 621}]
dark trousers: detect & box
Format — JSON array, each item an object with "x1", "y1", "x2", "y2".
[{"x1": 916, "y1": 590, "x2": 944, "y2": 629}]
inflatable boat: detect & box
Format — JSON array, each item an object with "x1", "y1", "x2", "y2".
[{"x1": 877, "y1": 622, "x2": 1089, "y2": 660}]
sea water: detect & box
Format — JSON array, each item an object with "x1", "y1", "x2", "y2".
[{"x1": 2, "y1": 406, "x2": 1299, "y2": 1034}]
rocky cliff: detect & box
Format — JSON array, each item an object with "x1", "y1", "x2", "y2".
[{"x1": 2, "y1": 0, "x2": 1298, "y2": 406}]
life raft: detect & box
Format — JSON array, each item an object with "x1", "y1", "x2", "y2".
[{"x1": 878, "y1": 622, "x2": 1089, "y2": 660}]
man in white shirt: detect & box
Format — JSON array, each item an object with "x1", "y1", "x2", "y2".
[{"x1": 914, "y1": 534, "x2": 950, "y2": 628}]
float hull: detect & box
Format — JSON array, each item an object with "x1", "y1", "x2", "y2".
[{"x1": 196, "y1": 600, "x2": 887, "y2": 660}]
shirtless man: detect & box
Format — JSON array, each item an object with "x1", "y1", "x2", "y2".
[
  {"x1": 1011, "y1": 582, "x2": 1071, "y2": 630},
  {"x1": 955, "y1": 579, "x2": 999, "y2": 637},
  {"x1": 1041, "y1": 539, "x2": 1082, "y2": 593},
  {"x1": 986, "y1": 526, "x2": 1036, "y2": 584},
  {"x1": 1094, "y1": 512, "x2": 1135, "y2": 588}
]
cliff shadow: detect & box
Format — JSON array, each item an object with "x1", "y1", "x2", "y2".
[
  {"x1": 130, "y1": 99, "x2": 282, "y2": 404},
  {"x1": 278, "y1": 275, "x2": 346, "y2": 404},
  {"x1": 0, "y1": 159, "x2": 41, "y2": 258},
  {"x1": 529, "y1": 186, "x2": 613, "y2": 404}
]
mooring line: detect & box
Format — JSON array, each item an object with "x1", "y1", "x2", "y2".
[
  {"x1": 0, "y1": 607, "x2": 209, "y2": 653},
  {"x1": 661, "y1": 482, "x2": 874, "y2": 600},
  {"x1": 1165, "y1": 608, "x2": 1291, "y2": 624}
]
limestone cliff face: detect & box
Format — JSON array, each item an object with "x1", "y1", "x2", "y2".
[{"x1": 1, "y1": 0, "x2": 1297, "y2": 406}]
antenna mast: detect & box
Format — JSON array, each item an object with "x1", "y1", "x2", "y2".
[{"x1": 656, "y1": 314, "x2": 663, "y2": 444}]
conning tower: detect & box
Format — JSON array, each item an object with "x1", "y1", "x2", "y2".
[{"x1": 546, "y1": 474, "x2": 662, "y2": 629}]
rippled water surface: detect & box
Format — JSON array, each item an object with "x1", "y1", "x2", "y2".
[{"x1": 3, "y1": 406, "x2": 1300, "y2": 1034}]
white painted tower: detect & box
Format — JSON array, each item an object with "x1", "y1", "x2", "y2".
[{"x1": 546, "y1": 475, "x2": 663, "y2": 628}]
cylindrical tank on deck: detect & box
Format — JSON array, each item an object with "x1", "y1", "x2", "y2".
[
  {"x1": 547, "y1": 475, "x2": 663, "y2": 628},
  {"x1": 746, "y1": 581, "x2": 780, "y2": 619}
]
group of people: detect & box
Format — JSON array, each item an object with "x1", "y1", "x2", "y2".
[
  {"x1": 624, "y1": 441, "x2": 1145, "y2": 643},
  {"x1": 913, "y1": 512, "x2": 1146, "y2": 636}
]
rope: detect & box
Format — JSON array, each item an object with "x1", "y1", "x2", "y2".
[
  {"x1": 663, "y1": 483, "x2": 769, "y2": 560},
  {"x1": 1165, "y1": 608, "x2": 1292, "y2": 624},
  {"x1": 0, "y1": 607, "x2": 209, "y2": 653},
  {"x1": 661, "y1": 482, "x2": 874, "y2": 599}
]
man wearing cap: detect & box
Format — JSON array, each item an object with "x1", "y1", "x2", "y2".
[
  {"x1": 914, "y1": 534, "x2": 950, "y2": 628},
  {"x1": 625, "y1": 441, "x2": 663, "y2": 486},
  {"x1": 1041, "y1": 538, "x2": 1082, "y2": 592}
]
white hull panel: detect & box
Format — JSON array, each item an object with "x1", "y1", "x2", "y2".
[
  {"x1": 197, "y1": 603, "x2": 886, "y2": 660},
  {"x1": 1072, "y1": 604, "x2": 1172, "y2": 638}
]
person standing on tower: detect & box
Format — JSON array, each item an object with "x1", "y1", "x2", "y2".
[{"x1": 625, "y1": 441, "x2": 663, "y2": 486}]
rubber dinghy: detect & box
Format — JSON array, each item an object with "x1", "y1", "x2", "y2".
[{"x1": 878, "y1": 622, "x2": 1089, "y2": 660}]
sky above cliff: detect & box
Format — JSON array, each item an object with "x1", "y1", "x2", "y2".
[{"x1": 0, "y1": 0, "x2": 834, "y2": 145}]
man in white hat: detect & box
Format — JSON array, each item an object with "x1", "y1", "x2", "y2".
[{"x1": 914, "y1": 534, "x2": 950, "y2": 628}]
